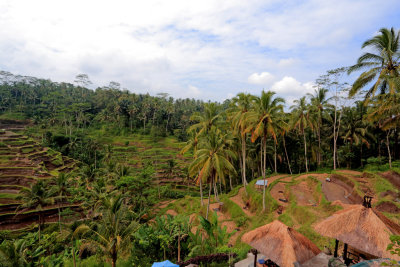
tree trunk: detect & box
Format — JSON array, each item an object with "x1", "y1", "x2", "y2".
[
  {"x1": 282, "y1": 135, "x2": 292, "y2": 174},
  {"x1": 318, "y1": 126, "x2": 321, "y2": 166},
  {"x1": 274, "y1": 140, "x2": 277, "y2": 173},
  {"x1": 178, "y1": 236, "x2": 181, "y2": 262},
  {"x1": 38, "y1": 214, "x2": 41, "y2": 243},
  {"x1": 72, "y1": 240, "x2": 76, "y2": 267},
  {"x1": 199, "y1": 174, "x2": 204, "y2": 206},
  {"x1": 206, "y1": 181, "x2": 212, "y2": 219},
  {"x1": 58, "y1": 204, "x2": 61, "y2": 233},
  {"x1": 262, "y1": 136, "x2": 267, "y2": 212},
  {"x1": 214, "y1": 182, "x2": 220, "y2": 202},
  {"x1": 303, "y1": 130, "x2": 308, "y2": 172},
  {"x1": 242, "y1": 135, "x2": 248, "y2": 195},
  {"x1": 112, "y1": 258, "x2": 116, "y2": 267},
  {"x1": 333, "y1": 100, "x2": 337, "y2": 170},
  {"x1": 386, "y1": 131, "x2": 392, "y2": 169}
]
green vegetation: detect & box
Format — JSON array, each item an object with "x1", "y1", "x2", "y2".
[{"x1": 0, "y1": 26, "x2": 399, "y2": 266}]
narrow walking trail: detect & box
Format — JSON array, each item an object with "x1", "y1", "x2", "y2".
[{"x1": 229, "y1": 187, "x2": 254, "y2": 216}]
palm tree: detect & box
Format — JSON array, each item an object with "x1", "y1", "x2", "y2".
[
  {"x1": 341, "y1": 105, "x2": 372, "y2": 168},
  {"x1": 53, "y1": 173, "x2": 70, "y2": 233},
  {"x1": 230, "y1": 93, "x2": 256, "y2": 193},
  {"x1": 78, "y1": 195, "x2": 138, "y2": 267},
  {"x1": 348, "y1": 27, "x2": 400, "y2": 99},
  {"x1": 59, "y1": 222, "x2": 90, "y2": 267},
  {"x1": 307, "y1": 87, "x2": 330, "y2": 166},
  {"x1": 189, "y1": 102, "x2": 221, "y2": 136},
  {"x1": 248, "y1": 91, "x2": 284, "y2": 211},
  {"x1": 0, "y1": 239, "x2": 28, "y2": 267},
  {"x1": 291, "y1": 97, "x2": 313, "y2": 173},
  {"x1": 181, "y1": 129, "x2": 203, "y2": 206},
  {"x1": 17, "y1": 181, "x2": 54, "y2": 242},
  {"x1": 189, "y1": 127, "x2": 236, "y2": 219}
]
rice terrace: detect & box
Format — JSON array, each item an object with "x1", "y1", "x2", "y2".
[{"x1": 0, "y1": 1, "x2": 400, "y2": 267}]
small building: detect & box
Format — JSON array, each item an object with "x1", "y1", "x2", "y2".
[{"x1": 255, "y1": 180, "x2": 268, "y2": 189}]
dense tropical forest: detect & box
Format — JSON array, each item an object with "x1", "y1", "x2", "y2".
[{"x1": 0, "y1": 27, "x2": 399, "y2": 266}]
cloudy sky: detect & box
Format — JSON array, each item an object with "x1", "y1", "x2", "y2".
[{"x1": 0, "y1": 0, "x2": 399, "y2": 103}]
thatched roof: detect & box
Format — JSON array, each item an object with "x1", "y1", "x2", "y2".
[
  {"x1": 242, "y1": 220, "x2": 321, "y2": 267},
  {"x1": 314, "y1": 204, "x2": 400, "y2": 260}
]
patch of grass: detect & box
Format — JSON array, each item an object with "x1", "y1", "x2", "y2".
[
  {"x1": 221, "y1": 196, "x2": 248, "y2": 227},
  {"x1": 0, "y1": 193, "x2": 19, "y2": 199},
  {"x1": 0, "y1": 112, "x2": 27, "y2": 120},
  {"x1": 50, "y1": 154, "x2": 64, "y2": 166},
  {"x1": 21, "y1": 146, "x2": 36, "y2": 154},
  {"x1": 278, "y1": 212, "x2": 294, "y2": 227},
  {"x1": 374, "y1": 174, "x2": 396, "y2": 194}
]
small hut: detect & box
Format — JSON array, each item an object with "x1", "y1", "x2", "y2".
[
  {"x1": 255, "y1": 179, "x2": 268, "y2": 189},
  {"x1": 314, "y1": 199, "x2": 400, "y2": 262},
  {"x1": 242, "y1": 220, "x2": 321, "y2": 267}
]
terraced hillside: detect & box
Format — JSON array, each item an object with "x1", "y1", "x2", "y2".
[
  {"x1": 158, "y1": 170, "x2": 400, "y2": 253},
  {"x1": 96, "y1": 133, "x2": 197, "y2": 196},
  {"x1": 0, "y1": 127, "x2": 81, "y2": 230}
]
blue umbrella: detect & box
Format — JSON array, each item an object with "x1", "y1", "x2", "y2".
[{"x1": 151, "y1": 260, "x2": 179, "y2": 267}]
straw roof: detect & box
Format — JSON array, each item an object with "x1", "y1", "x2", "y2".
[
  {"x1": 242, "y1": 220, "x2": 321, "y2": 267},
  {"x1": 314, "y1": 204, "x2": 400, "y2": 260}
]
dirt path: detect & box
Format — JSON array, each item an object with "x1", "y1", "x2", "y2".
[
  {"x1": 229, "y1": 187, "x2": 253, "y2": 216},
  {"x1": 320, "y1": 180, "x2": 352, "y2": 204},
  {"x1": 336, "y1": 170, "x2": 362, "y2": 176}
]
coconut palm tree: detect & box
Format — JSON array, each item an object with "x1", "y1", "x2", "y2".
[
  {"x1": 291, "y1": 97, "x2": 313, "y2": 173},
  {"x1": 230, "y1": 93, "x2": 256, "y2": 193},
  {"x1": 248, "y1": 91, "x2": 284, "y2": 211},
  {"x1": 53, "y1": 173, "x2": 70, "y2": 233},
  {"x1": 78, "y1": 195, "x2": 138, "y2": 267},
  {"x1": 0, "y1": 239, "x2": 29, "y2": 267},
  {"x1": 17, "y1": 181, "x2": 54, "y2": 242},
  {"x1": 189, "y1": 102, "x2": 221, "y2": 136},
  {"x1": 189, "y1": 127, "x2": 236, "y2": 219},
  {"x1": 348, "y1": 27, "x2": 400, "y2": 99},
  {"x1": 307, "y1": 87, "x2": 331, "y2": 166},
  {"x1": 341, "y1": 104, "x2": 372, "y2": 168},
  {"x1": 181, "y1": 129, "x2": 204, "y2": 206}
]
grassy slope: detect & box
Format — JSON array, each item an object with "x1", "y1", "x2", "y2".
[{"x1": 160, "y1": 167, "x2": 400, "y2": 260}]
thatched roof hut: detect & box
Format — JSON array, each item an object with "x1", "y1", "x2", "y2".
[
  {"x1": 314, "y1": 204, "x2": 400, "y2": 260},
  {"x1": 242, "y1": 220, "x2": 321, "y2": 267}
]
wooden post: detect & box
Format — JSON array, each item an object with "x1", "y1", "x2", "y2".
[
  {"x1": 343, "y1": 243, "x2": 348, "y2": 261},
  {"x1": 253, "y1": 249, "x2": 258, "y2": 267},
  {"x1": 334, "y1": 239, "x2": 339, "y2": 257}
]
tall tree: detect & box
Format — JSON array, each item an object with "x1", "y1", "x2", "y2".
[
  {"x1": 291, "y1": 97, "x2": 312, "y2": 173},
  {"x1": 307, "y1": 87, "x2": 330, "y2": 166},
  {"x1": 249, "y1": 91, "x2": 284, "y2": 211},
  {"x1": 230, "y1": 93, "x2": 256, "y2": 193},
  {"x1": 53, "y1": 173, "x2": 70, "y2": 233},
  {"x1": 189, "y1": 127, "x2": 236, "y2": 219},
  {"x1": 17, "y1": 181, "x2": 54, "y2": 242},
  {"x1": 78, "y1": 195, "x2": 138, "y2": 267},
  {"x1": 348, "y1": 27, "x2": 400, "y2": 99}
]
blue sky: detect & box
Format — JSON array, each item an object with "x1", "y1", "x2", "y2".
[{"x1": 0, "y1": 0, "x2": 399, "y2": 104}]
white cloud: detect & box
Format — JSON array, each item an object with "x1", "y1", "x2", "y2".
[
  {"x1": 278, "y1": 58, "x2": 297, "y2": 68},
  {"x1": 0, "y1": 0, "x2": 398, "y2": 101},
  {"x1": 271, "y1": 76, "x2": 314, "y2": 106},
  {"x1": 188, "y1": 85, "x2": 201, "y2": 97},
  {"x1": 248, "y1": 72, "x2": 275, "y2": 85}
]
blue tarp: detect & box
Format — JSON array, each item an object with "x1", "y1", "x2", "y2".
[
  {"x1": 352, "y1": 258, "x2": 399, "y2": 266},
  {"x1": 151, "y1": 260, "x2": 179, "y2": 267},
  {"x1": 255, "y1": 180, "x2": 268, "y2": 186}
]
